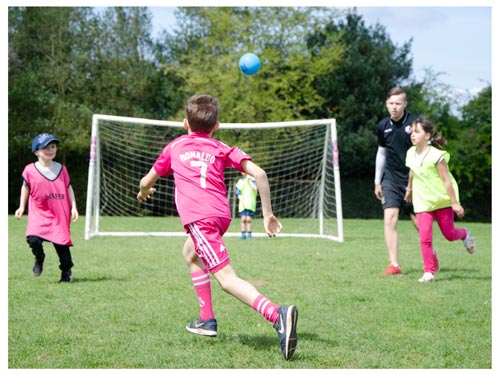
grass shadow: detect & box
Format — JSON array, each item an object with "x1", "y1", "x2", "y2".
[
  {"x1": 70, "y1": 275, "x2": 130, "y2": 283},
  {"x1": 237, "y1": 331, "x2": 338, "y2": 362},
  {"x1": 237, "y1": 333, "x2": 276, "y2": 351}
]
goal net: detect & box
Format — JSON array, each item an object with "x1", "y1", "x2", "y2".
[{"x1": 85, "y1": 114, "x2": 343, "y2": 242}]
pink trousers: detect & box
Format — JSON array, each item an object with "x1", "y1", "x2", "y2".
[{"x1": 416, "y1": 207, "x2": 467, "y2": 274}]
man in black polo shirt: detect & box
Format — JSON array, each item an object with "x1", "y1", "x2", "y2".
[{"x1": 374, "y1": 87, "x2": 419, "y2": 275}]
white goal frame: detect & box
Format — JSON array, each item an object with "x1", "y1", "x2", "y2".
[{"x1": 85, "y1": 114, "x2": 343, "y2": 242}]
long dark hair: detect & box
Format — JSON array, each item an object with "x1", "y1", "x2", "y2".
[{"x1": 412, "y1": 117, "x2": 447, "y2": 150}]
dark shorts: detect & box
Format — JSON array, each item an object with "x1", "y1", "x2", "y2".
[
  {"x1": 239, "y1": 209, "x2": 255, "y2": 217},
  {"x1": 381, "y1": 179, "x2": 414, "y2": 216}
]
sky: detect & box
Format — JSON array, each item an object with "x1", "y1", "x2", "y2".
[{"x1": 149, "y1": 5, "x2": 492, "y2": 102}]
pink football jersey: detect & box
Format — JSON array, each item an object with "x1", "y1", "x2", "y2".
[{"x1": 153, "y1": 133, "x2": 251, "y2": 225}]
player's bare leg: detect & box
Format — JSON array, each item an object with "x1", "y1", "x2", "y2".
[
  {"x1": 239, "y1": 215, "x2": 249, "y2": 240},
  {"x1": 245, "y1": 216, "x2": 253, "y2": 239},
  {"x1": 383, "y1": 207, "x2": 402, "y2": 275},
  {"x1": 410, "y1": 213, "x2": 419, "y2": 231},
  {"x1": 213, "y1": 264, "x2": 260, "y2": 306},
  {"x1": 183, "y1": 236, "x2": 205, "y2": 272}
]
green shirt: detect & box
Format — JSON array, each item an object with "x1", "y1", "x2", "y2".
[
  {"x1": 405, "y1": 146, "x2": 459, "y2": 213},
  {"x1": 236, "y1": 176, "x2": 257, "y2": 212}
]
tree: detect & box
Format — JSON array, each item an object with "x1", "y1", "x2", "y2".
[
  {"x1": 9, "y1": 7, "x2": 94, "y2": 151},
  {"x1": 8, "y1": 7, "x2": 97, "y2": 213},
  {"x1": 8, "y1": 6, "x2": 491, "y2": 221},
  {"x1": 447, "y1": 85, "x2": 491, "y2": 221},
  {"x1": 157, "y1": 7, "x2": 345, "y2": 123},
  {"x1": 8, "y1": 7, "x2": 180, "y2": 213},
  {"x1": 306, "y1": 11, "x2": 414, "y2": 177}
]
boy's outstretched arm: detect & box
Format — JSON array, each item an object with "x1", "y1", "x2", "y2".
[
  {"x1": 15, "y1": 184, "x2": 29, "y2": 219},
  {"x1": 137, "y1": 167, "x2": 160, "y2": 202},
  {"x1": 68, "y1": 185, "x2": 79, "y2": 222},
  {"x1": 241, "y1": 160, "x2": 282, "y2": 237}
]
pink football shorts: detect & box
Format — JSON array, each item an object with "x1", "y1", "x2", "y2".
[{"x1": 186, "y1": 217, "x2": 231, "y2": 273}]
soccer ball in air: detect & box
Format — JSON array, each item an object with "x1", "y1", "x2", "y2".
[{"x1": 239, "y1": 53, "x2": 261, "y2": 76}]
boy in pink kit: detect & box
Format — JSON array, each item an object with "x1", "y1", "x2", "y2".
[
  {"x1": 15, "y1": 133, "x2": 79, "y2": 283},
  {"x1": 137, "y1": 94, "x2": 298, "y2": 360}
]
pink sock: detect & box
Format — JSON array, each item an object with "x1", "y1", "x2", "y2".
[
  {"x1": 190, "y1": 269, "x2": 214, "y2": 320},
  {"x1": 252, "y1": 295, "x2": 280, "y2": 324}
]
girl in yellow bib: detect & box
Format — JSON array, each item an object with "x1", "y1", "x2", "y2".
[{"x1": 404, "y1": 117, "x2": 476, "y2": 283}]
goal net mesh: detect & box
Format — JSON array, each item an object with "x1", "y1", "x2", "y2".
[{"x1": 85, "y1": 115, "x2": 343, "y2": 241}]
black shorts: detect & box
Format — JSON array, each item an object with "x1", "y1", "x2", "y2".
[{"x1": 381, "y1": 179, "x2": 414, "y2": 216}]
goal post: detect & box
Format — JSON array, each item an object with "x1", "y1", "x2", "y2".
[{"x1": 85, "y1": 114, "x2": 344, "y2": 242}]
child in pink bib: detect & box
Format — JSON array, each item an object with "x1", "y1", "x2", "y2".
[{"x1": 15, "y1": 133, "x2": 79, "y2": 283}]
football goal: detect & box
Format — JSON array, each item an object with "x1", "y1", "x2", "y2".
[{"x1": 85, "y1": 114, "x2": 343, "y2": 242}]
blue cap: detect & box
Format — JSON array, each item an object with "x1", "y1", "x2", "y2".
[{"x1": 31, "y1": 133, "x2": 60, "y2": 153}]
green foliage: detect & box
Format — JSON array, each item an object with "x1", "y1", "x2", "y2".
[
  {"x1": 309, "y1": 12, "x2": 414, "y2": 125},
  {"x1": 405, "y1": 69, "x2": 460, "y2": 133},
  {"x1": 8, "y1": 7, "x2": 183, "y2": 213},
  {"x1": 161, "y1": 7, "x2": 345, "y2": 122},
  {"x1": 306, "y1": 11, "x2": 414, "y2": 177},
  {"x1": 446, "y1": 85, "x2": 492, "y2": 221},
  {"x1": 7, "y1": 6, "x2": 491, "y2": 220},
  {"x1": 9, "y1": 7, "x2": 89, "y2": 147}
]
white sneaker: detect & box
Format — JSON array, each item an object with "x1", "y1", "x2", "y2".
[
  {"x1": 463, "y1": 229, "x2": 476, "y2": 254},
  {"x1": 418, "y1": 272, "x2": 435, "y2": 283}
]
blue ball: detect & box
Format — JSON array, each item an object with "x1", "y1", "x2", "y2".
[{"x1": 239, "y1": 53, "x2": 261, "y2": 75}]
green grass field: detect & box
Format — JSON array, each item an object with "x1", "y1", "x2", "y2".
[{"x1": 8, "y1": 216, "x2": 491, "y2": 369}]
